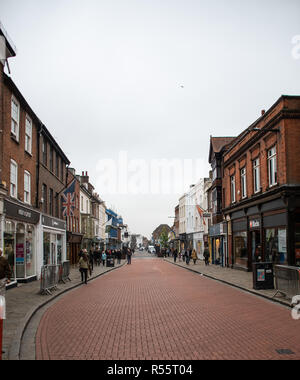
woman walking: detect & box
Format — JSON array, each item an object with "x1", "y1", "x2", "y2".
[
  {"x1": 102, "y1": 251, "x2": 107, "y2": 267},
  {"x1": 192, "y1": 249, "x2": 197, "y2": 265},
  {"x1": 79, "y1": 250, "x2": 89, "y2": 285}
]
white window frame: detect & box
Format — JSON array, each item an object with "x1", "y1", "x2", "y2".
[
  {"x1": 11, "y1": 96, "x2": 20, "y2": 141},
  {"x1": 268, "y1": 146, "x2": 277, "y2": 187},
  {"x1": 10, "y1": 159, "x2": 18, "y2": 198},
  {"x1": 25, "y1": 115, "x2": 32, "y2": 154},
  {"x1": 230, "y1": 175, "x2": 236, "y2": 204},
  {"x1": 253, "y1": 158, "x2": 260, "y2": 194},
  {"x1": 240, "y1": 168, "x2": 247, "y2": 199},
  {"x1": 24, "y1": 170, "x2": 31, "y2": 205}
]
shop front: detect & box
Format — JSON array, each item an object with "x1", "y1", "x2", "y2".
[
  {"x1": 3, "y1": 199, "x2": 40, "y2": 284},
  {"x1": 67, "y1": 232, "x2": 84, "y2": 265},
  {"x1": 232, "y1": 217, "x2": 248, "y2": 271},
  {"x1": 209, "y1": 223, "x2": 227, "y2": 267},
  {"x1": 193, "y1": 232, "x2": 204, "y2": 260},
  {"x1": 41, "y1": 215, "x2": 66, "y2": 268},
  {"x1": 263, "y1": 211, "x2": 287, "y2": 266}
]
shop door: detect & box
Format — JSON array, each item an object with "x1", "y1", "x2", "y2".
[{"x1": 251, "y1": 230, "x2": 261, "y2": 266}]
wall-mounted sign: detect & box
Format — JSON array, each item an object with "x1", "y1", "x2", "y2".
[
  {"x1": 4, "y1": 200, "x2": 40, "y2": 224},
  {"x1": 250, "y1": 220, "x2": 260, "y2": 229},
  {"x1": 42, "y1": 215, "x2": 66, "y2": 230}
]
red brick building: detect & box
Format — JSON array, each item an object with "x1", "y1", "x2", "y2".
[{"x1": 222, "y1": 96, "x2": 300, "y2": 270}]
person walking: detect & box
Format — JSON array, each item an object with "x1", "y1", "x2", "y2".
[
  {"x1": 127, "y1": 248, "x2": 132, "y2": 265},
  {"x1": 192, "y1": 249, "x2": 197, "y2": 265},
  {"x1": 117, "y1": 250, "x2": 121, "y2": 265},
  {"x1": 204, "y1": 246, "x2": 210, "y2": 266},
  {"x1": 79, "y1": 250, "x2": 89, "y2": 284},
  {"x1": 0, "y1": 249, "x2": 11, "y2": 287},
  {"x1": 88, "y1": 250, "x2": 94, "y2": 275},
  {"x1": 186, "y1": 250, "x2": 191, "y2": 265},
  {"x1": 102, "y1": 251, "x2": 107, "y2": 267},
  {"x1": 173, "y1": 249, "x2": 178, "y2": 263}
]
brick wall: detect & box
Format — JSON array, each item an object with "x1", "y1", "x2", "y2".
[{"x1": 1, "y1": 77, "x2": 38, "y2": 206}]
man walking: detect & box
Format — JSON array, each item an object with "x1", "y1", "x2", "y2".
[
  {"x1": 127, "y1": 248, "x2": 132, "y2": 265},
  {"x1": 0, "y1": 249, "x2": 11, "y2": 287},
  {"x1": 204, "y1": 246, "x2": 210, "y2": 266}
]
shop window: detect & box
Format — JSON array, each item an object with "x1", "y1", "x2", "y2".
[
  {"x1": 26, "y1": 225, "x2": 35, "y2": 277},
  {"x1": 43, "y1": 232, "x2": 51, "y2": 266},
  {"x1": 265, "y1": 228, "x2": 287, "y2": 265},
  {"x1": 16, "y1": 223, "x2": 25, "y2": 278},
  {"x1": 4, "y1": 221, "x2": 16, "y2": 280},
  {"x1": 57, "y1": 235, "x2": 63, "y2": 264},
  {"x1": 233, "y1": 232, "x2": 247, "y2": 268}
]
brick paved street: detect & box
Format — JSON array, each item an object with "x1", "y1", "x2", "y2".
[{"x1": 35, "y1": 258, "x2": 300, "y2": 360}]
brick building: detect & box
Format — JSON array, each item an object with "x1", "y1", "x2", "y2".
[
  {"x1": 222, "y1": 96, "x2": 300, "y2": 270},
  {"x1": 208, "y1": 136, "x2": 235, "y2": 266}
]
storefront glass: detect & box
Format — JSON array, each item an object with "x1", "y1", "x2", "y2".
[
  {"x1": 43, "y1": 232, "x2": 51, "y2": 266},
  {"x1": 265, "y1": 228, "x2": 287, "y2": 265},
  {"x1": 57, "y1": 234, "x2": 63, "y2": 264},
  {"x1": 233, "y1": 232, "x2": 248, "y2": 269},
  {"x1": 26, "y1": 225, "x2": 35, "y2": 277},
  {"x1": 16, "y1": 223, "x2": 25, "y2": 278},
  {"x1": 4, "y1": 221, "x2": 15, "y2": 280}
]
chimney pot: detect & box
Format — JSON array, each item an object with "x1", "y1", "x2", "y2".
[{"x1": 261, "y1": 110, "x2": 266, "y2": 116}]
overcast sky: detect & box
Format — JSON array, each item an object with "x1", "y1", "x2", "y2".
[{"x1": 1, "y1": 0, "x2": 300, "y2": 238}]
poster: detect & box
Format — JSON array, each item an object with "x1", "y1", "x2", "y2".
[
  {"x1": 278, "y1": 229, "x2": 287, "y2": 253},
  {"x1": 16, "y1": 243, "x2": 24, "y2": 264}
]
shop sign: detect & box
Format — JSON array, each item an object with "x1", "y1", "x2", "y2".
[
  {"x1": 4, "y1": 200, "x2": 40, "y2": 224},
  {"x1": 250, "y1": 220, "x2": 260, "y2": 229},
  {"x1": 42, "y1": 215, "x2": 66, "y2": 230}
]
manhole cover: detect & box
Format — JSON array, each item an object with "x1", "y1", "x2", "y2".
[{"x1": 276, "y1": 349, "x2": 295, "y2": 355}]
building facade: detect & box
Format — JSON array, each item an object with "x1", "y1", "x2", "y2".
[{"x1": 223, "y1": 97, "x2": 300, "y2": 270}]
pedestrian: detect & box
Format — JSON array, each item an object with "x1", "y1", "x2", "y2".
[
  {"x1": 185, "y1": 250, "x2": 190, "y2": 265},
  {"x1": 88, "y1": 250, "x2": 94, "y2": 275},
  {"x1": 0, "y1": 249, "x2": 11, "y2": 289},
  {"x1": 204, "y1": 247, "x2": 210, "y2": 266},
  {"x1": 102, "y1": 251, "x2": 107, "y2": 266},
  {"x1": 127, "y1": 248, "x2": 132, "y2": 265},
  {"x1": 182, "y1": 250, "x2": 186, "y2": 263},
  {"x1": 173, "y1": 249, "x2": 178, "y2": 263},
  {"x1": 192, "y1": 249, "x2": 197, "y2": 265},
  {"x1": 117, "y1": 250, "x2": 121, "y2": 265},
  {"x1": 78, "y1": 250, "x2": 89, "y2": 284}
]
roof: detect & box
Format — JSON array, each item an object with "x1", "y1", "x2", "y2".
[
  {"x1": 209, "y1": 136, "x2": 236, "y2": 163},
  {"x1": 0, "y1": 21, "x2": 17, "y2": 58}
]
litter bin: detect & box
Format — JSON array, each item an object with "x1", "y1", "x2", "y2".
[
  {"x1": 106, "y1": 257, "x2": 115, "y2": 268},
  {"x1": 253, "y1": 262, "x2": 274, "y2": 290}
]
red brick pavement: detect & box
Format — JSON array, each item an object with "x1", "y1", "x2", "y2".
[{"x1": 35, "y1": 258, "x2": 300, "y2": 360}]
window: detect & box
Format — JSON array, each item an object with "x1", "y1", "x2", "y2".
[
  {"x1": 49, "y1": 188, "x2": 54, "y2": 216},
  {"x1": 42, "y1": 138, "x2": 47, "y2": 166},
  {"x1": 42, "y1": 184, "x2": 47, "y2": 213},
  {"x1": 268, "y1": 146, "x2": 277, "y2": 187},
  {"x1": 230, "y1": 175, "x2": 236, "y2": 203},
  {"x1": 10, "y1": 160, "x2": 18, "y2": 198},
  {"x1": 240, "y1": 168, "x2": 247, "y2": 199},
  {"x1": 50, "y1": 147, "x2": 54, "y2": 173},
  {"x1": 253, "y1": 159, "x2": 260, "y2": 193},
  {"x1": 24, "y1": 171, "x2": 31, "y2": 204},
  {"x1": 55, "y1": 193, "x2": 59, "y2": 218},
  {"x1": 11, "y1": 97, "x2": 20, "y2": 141},
  {"x1": 25, "y1": 115, "x2": 32, "y2": 154},
  {"x1": 56, "y1": 154, "x2": 59, "y2": 177}
]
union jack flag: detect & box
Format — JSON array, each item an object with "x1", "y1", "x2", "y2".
[{"x1": 62, "y1": 180, "x2": 76, "y2": 217}]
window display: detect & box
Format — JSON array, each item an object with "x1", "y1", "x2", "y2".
[
  {"x1": 265, "y1": 228, "x2": 287, "y2": 265},
  {"x1": 233, "y1": 232, "x2": 248, "y2": 268}
]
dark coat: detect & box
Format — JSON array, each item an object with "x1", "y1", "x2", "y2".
[{"x1": 0, "y1": 256, "x2": 12, "y2": 280}]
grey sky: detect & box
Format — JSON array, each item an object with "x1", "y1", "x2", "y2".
[{"x1": 1, "y1": 0, "x2": 300, "y2": 238}]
